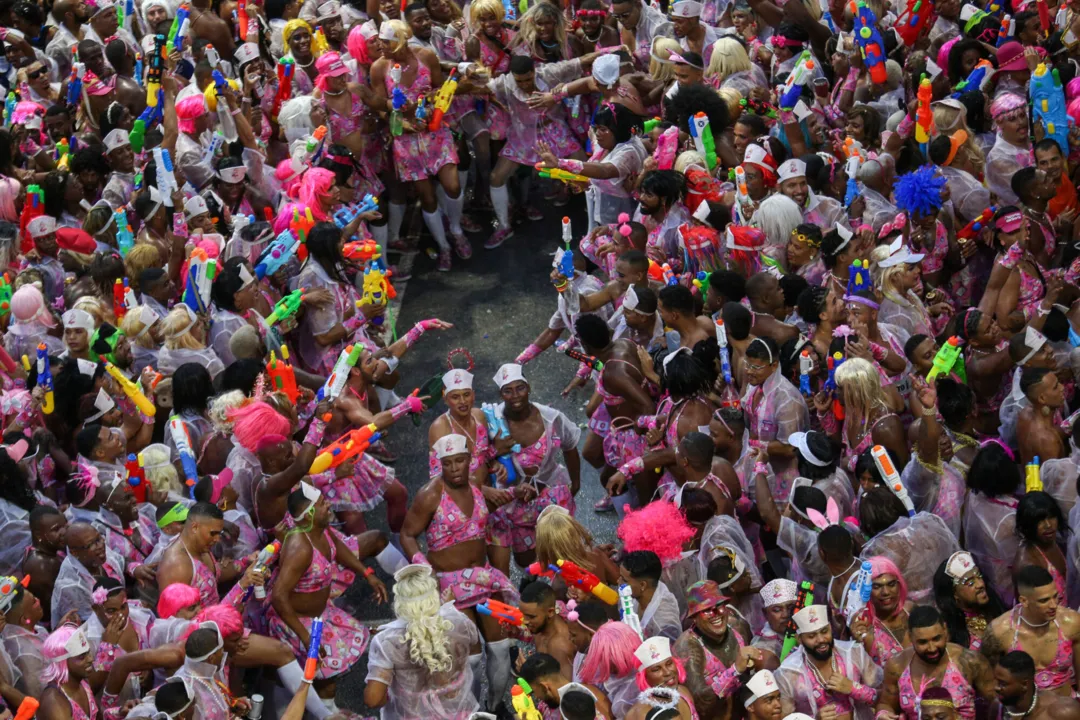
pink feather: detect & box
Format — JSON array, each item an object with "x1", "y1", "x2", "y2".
[{"x1": 617, "y1": 501, "x2": 696, "y2": 566}]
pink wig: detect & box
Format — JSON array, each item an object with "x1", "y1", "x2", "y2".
[
  {"x1": 175, "y1": 94, "x2": 208, "y2": 134},
  {"x1": 578, "y1": 621, "x2": 642, "y2": 685},
  {"x1": 158, "y1": 583, "x2": 202, "y2": 618},
  {"x1": 617, "y1": 501, "x2": 696, "y2": 566},
  {"x1": 635, "y1": 657, "x2": 687, "y2": 691},
  {"x1": 42, "y1": 625, "x2": 82, "y2": 685},
  {"x1": 11, "y1": 284, "x2": 55, "y2": 327},
  {"x1": 866, "y1": 555, "x2": 907, "y2": 622},
  {"x1": 274, "y1": 162, "x2": 306, "y2": 202},
  {"x1": 347, "y1": 26, "x2": 370, "y2": 66},
  {"x1": 228, "y1": 401, "x2": 291, "y2": 452},
  {"x1": 298, "y1": 168, "x2": 335, "y2": 221},
  {"x1": 937, "y1": 36, "x2": 959, "y2": 74},
  {"x1": 256, "y1": 434, "x2": 288, "y2": 453},
  {"x1": 195, "y1": 604, "x2": 243, "y2": 638}
]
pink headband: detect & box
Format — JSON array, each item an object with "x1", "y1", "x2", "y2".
[
  {"x1": 565, "y1": 600, "x2": 595, "y2": 635},
  {"x1": 980, "y1": 437, "x2": 1015, "y2": 461},
  {"x1": 668, "y1": 52, "x2": 704, "y2": 69},
  {"x1": 991, "y1": 92, "x2": 1027, "y2": 120},
  {"x1": 772, "y1": 35, "x2": 804, "y2": 48}
]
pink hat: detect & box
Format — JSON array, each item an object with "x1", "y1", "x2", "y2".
[
  {"x1": 995, "y1": 210, "x2": 1024, "y2": 232},
  {"x1": 937, "y1": 36, "x2": 959, "y2": 71},
  {"x1": 996, "y1": 41, "x2": 1043, "y2": 72},
  {"x1": 316, "y1": 51, "x2": 349, "y2": 78},
  {"x1": 991, "y1": 91, "x2": 1027, "y2": 120}
]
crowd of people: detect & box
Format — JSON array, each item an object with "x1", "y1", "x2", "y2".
[{"x1": 1, "y1": 0, "x2": 1080, "y2": 714}]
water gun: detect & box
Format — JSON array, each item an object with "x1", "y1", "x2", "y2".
[
  {"x1": 559, "y1": 346, "x2": 604, "y2": 372},
  {"x1": 688, "y1": 112, "x2": 717, "y2": 171},
  {"x1": 153, "y1": 148, "x2": 178, "y2": 205},
  {"x1": 389, "y1": 64, "x2": 406, "y2": 137},
  {"x1": 271, "y1": 58, "x2": 295, "y2": 123},
  {"x1": 19, "y1": 184, "x2": 45, "y2": 253},
  {"x1": 778, "y1": 50, "x2": 815, "y2": 110},
  {"x1": 112, "y1": 278, "x2": 137, "y2": 320},
  {"x1": 35, "y1": 344, "x2": 54, "y2": 414},
  {"x1": 318, "y1": 344, "x2": 363, "y2": 402},
  {"x1": 850, "y1": 0, "x2": 888, "y2": 84},
  {"x1": 267, "y1": 346, "x2": 299, "y2": 402},
  {"x1": 166, "y1": 4, "x2": 190, "y2": 54},
  {"x1": 693, "y1": 271, "x2": 710, "y2": 295},
  {"x1": 526, "y1": 562, "x2": 555, "y2": 578},
  {"x1": 927, "y1": 336, "x2": 966, "y2": 382},
  {"x1": 289, "y1": 207, "x2": 315, "y2": 261},
  {"x1": 125, "y1": 453, "x2": 147, "y2": 503},
  {"x1": 655, "y1": 125, "x2": 679, "y2": 170},
  {"x1": 553, "y1": 216, "x2": 574, "y2": 292},
  {"x1": 0, "y1": 575, "x2": 29, "y2": 615},
  {"x1": 359, "y1": 258, "x2": 396, "y2": 324},
  {"x1": 254, "y1": 230, "x2": 301, "y2": 279},
  {"x1": 957, "y1": 206, "x2": 995, "y2": 241},
  {"x1": 334, "y1": 194, "x2": 379, "y2": 231},
  {"x1": 115, "y1": 209, "x2": 135, "y2": 258},
  {"x1": 872, "y1": 445, "x2": 914, "y2": 517},
  {"x1": 66, "y1": 57, "x2": 84, "y2": 109},
  {"x1": 1031, "y1": 64, "x2": 1070, "y2": 155},
  {"x1": 536, "y1": 165, "x2": 589, "y2": 184},
  {"x1": 712, "y1": 318, "x2": 732, "y2": 385},
  {"x1": 843, "y1": 140, "x2": 863, "y2": 208},
  {"x1": 55, "y1": 138, "x2": 71, "y2": 171},
  {"x1": 661, "y1": 263, "x2": 677, "y2": 286},
  {"x1": 512, "y1": 680, "x2": 542, "y2": 720},
  {"x1": 304, "y1": 616, "x2": 324, "y2": 681},
  {"x1": 1026, "y1": 456, "x2": 1043, "y2": 492},
  {"x1": 733, "y1": 166, "x2": 752, "y2": 219},
  {"x1": 780, "y1": 581, "x2": 815, "y2": 660},
  {"x1": 12, "y1": 698, "x2": 38, "y2": 720},
  {"x1": 895, "y1": 0, "x2": 934, "y2": 46},
  {"x1": 237, "y1": 0, "x2": 249, "y2": 41},
  {"x1": 844, "y1": 560, "x2": 873, "y2": 621},
  {"x1": 106, "y1": 362, "x2": 156, "y2": 416},
  {"x1": 0, "y1": 273, "x2": 12, "y2": 318},
  {"x1": 305, "y1": 125, "x2": 328, "y2": 165},
  {"x1": 996, "y1": 14, "x2": 1012, "y2": 46},
  {"x1": 414, "y1": 97, "x2": 428, "y2": 124},
  {"x1": 951, "y1": 59, "x2": 993, "y2": 97},
  {"x1": 916, "y1": 75, "x2": 934, "y2": 155},
  {"x1": 619, "y1": 584, "x2": 644, "y2": 639},
  {"x1": 799, "y1": 348, "x2": 813, "y2": 396},
  {"x1": 308, "y1": 423, "x2": 381, "y2": 474},
  {"x1": 343, "y1": 239, "x2": 381, "y2": 262},
  {"x1": 181, "y1": 249, "x2": 216, "y2": 314},
  {"x1": 643, "y1": 117, "x2": 662, "y2": 133},
  {"x1": 476, "y1": 599, "x2": 524, "y2": 627},
  {"x1": 265, "y1": 288, "x2": 305, "y2": 327},
  {"x1": 245, "y1": 541, "x2": 282, "y2": 599},
  {"x1": 481, "y1": 401, "x2": 519, "y2": 485},
  {"x1": 145, "y1": 34, "x2": 165, "y2": 109},
  {"x1": 1038, "y1": 0, "x2": 1050, "y2": 36},
  {"x1": 824, "y1": 351, "x2": 843, "y2": 393},
  {"x1": 423, "y1": 66, "x2": 460, "y2": 131},
  {"x1": 553, "y1": 560, "x2": 618, "y2": 604}
]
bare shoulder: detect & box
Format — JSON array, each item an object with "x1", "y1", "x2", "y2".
[
  {"x1": 1046, "y1": 692, "x2": 1080, "y2": 720},
  {"x1": 1058, "y1": 608, "x2": 1080, "y2": 637},
  {"x1": 428, "y1": 415, "x2": 450, "y2": 444}
]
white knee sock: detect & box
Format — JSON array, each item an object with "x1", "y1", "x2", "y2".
[
  {"x1": 485, "y1": 639, "x2": 513, "y2": 709},
  {"x1": 374, "y1": 542, "x2": 408, "y2": 575},
  {"x1": 443, "y1": 190, "x2": 465, "y2": 235},
  {"x1": 490, "y1": 185, "x2": 510, "y2": 230},
  {"x1": 388, "y1": 202, "x2": 407, "y2": 242},
  {"x1": 469, "y1": 653, "x2": 484, "y2": 707},
  {"x1": 423, "y1": 209, "x2": 450, "y2": 251},
  {"x1": 370, "y1": 222, "x2": 387, "y2": 246},
  {"x1": 277, "y1": 661, "x2": 332, "y2": 719}
]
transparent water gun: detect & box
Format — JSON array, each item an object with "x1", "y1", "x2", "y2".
[{"x1": 872, "y1": 445, "x2": 914, "y2": 516}]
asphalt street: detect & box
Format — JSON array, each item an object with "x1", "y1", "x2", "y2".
[{"x1": 330, "y1": 193, "x2": 621, "y2": 715}]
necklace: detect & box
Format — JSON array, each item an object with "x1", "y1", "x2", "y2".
[
  {"x1": 964, "y1": 610, "x2": 988, "y2": 637},
  {"x1": 323, "y1": 88, "x2": 344, "y2": 96},
  {"x1": 879, "y1": 610, "x2": 908, "y2": 647},
  {"x1": 951, "y1": 429, "x2": 979, "y2": 449},
  {"x1": 294, "y1": 55, "x2": 313, "y2": 68},
  {"x1": 583, "y1": 28, "x2": 602, "y2": 42},
  {"x1": 1019, "y1": 612, "x2": 1051, "y2": 628},
  {"x1": 1005, "y1": 690, "x2": 1039, "y2": 718},
  {"x1": 806, "y1": 653, "x2": 838, "y2": 689}
]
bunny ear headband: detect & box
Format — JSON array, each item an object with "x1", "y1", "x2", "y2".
[{"x1": 806, "y1": 497, "x2": 840, "y2": 530}]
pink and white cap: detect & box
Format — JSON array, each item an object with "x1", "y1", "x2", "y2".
[
  {"x1": 442, "y1": 369, "x2": 473, "y2": 392},
  {"x1": 759, "y1": 578, "x2": 797, "y2": 607},
  {"x1": 234, "y1": 43, "x2": 259, "y2": 66},
  {"x1": 494, "y1": 363, "x2": 526, "y2": 388},
  {"x1": 103, "y1": 129, "x2": 130, "y2": 153},
  {"x1": 184, "y1": 195, "x2": 209, "y2": 219},
  {"x1": 945, "y1": 551, "x2": 976, "y2": 581},
  {"x1": 744, "y1": 670, "x2": 779, "y2": 707},
  {"x1": 218, "y1": 165, "x2": 247, "y2": 184},
  {"x1": 1020, "y1": 326, "x2": 1047, "y2": 365},
  {"x1": 876, "y1": 237, "x2": 925, "y2": 268},
  {"x1": 633, "y1": 636, "x2": 672, "y2": 669},
  {"x1": 434, "y1": 433, "x2": 469, "y2": 459},
  {"x1": 995, "y1": 210, "x2": 1024, "y2": 233},
  {"x1": 27, "y1": 215, "x2": 56, "y2": 238},
  {"x1": 57, "y1": 627, "x2": 91, "y2": 660},
  {"x1": 793, "y1": 604, "x2": 828, "y2": 634},
  {"x1": 778, "y1": 159, "x2": 806, "y2": 182},
  {"x1": 742, "y1": 144, "x2": 771, "y2": 169},
  {"x1": 63, "y1": 308, "x2": 95, "y2": 331},
  {"x1": 85, "y1": 387, "x2": 116, "y2": 423},
  {"x1": 670, "y1": 0, "x2": 702, "y2": 16}
]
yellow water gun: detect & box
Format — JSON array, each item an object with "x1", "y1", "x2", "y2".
[
  {"x1": 511, "y1": 679, "x2": 542, "y2": 720},
  {"x1": 429, "y1": 67, "x2": 458, "y2": 131},
  {"x1": 536, "y1": 164, "x2": 588, "y2": 184},
  {"x1": 1026, "y1": 456, "x2": 1043, "y2": 493},
  {"x1": 105, "y1": 362, "x2": 156, "y2": 417}
]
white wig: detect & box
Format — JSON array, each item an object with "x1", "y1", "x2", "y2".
[
  {"x1": 208, "y1": 390, "x2": 247, "y2": 432},
  {"x1": 278, "y1": 96, "x2": 319, "y2": 144},
  {"x1": 752, "y1": 194, "x2": 803, "y2": 249},
  {"x1": 393, "y1": 564, "x2": 455, "y2": 675}
]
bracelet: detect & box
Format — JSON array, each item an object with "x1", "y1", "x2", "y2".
[
  {"x1": 921, "y1": 405, "x2": 937, "y2": 417},
  {"x1": 559, "y1": 158, "x2": 585, "y2": 174},
  {"x1": 230, "y1": 107, "x2": 242, "y2": 116},
  {"x1": 619, "y1": 457, "x2": 645, "y2": 477},
  {"x1": 363, "y1": 566, "x2": 375, "y2": 577},
  {"x1": 753, "y1": 462, "x2": 769, "y2": 475},
  {"x1": 403, "y1": 323, "x2": 425, "y2": 348},
  {"x1": 303, "y1": 416, "x2": 327, "y2": 446}
]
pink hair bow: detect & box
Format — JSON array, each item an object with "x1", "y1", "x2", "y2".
[
  {"x1": 878, "y1": 212, "x2": 908, "y2": 239},
  {"x1": 618, "y1": 212, "x2": 632, "y2": 238}
]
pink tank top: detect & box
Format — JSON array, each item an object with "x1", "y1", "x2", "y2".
[
  {"x1": 186, "y1": 545, "x2": 220, "y2": 606},
  {"x1": 1010, "y1": 607, "x2": 1075, "y2": 691},
  {"x1": 383, "y1": 59, "x2": 433, "y2": 101},
  {"x1": 427, "y1": 484, "x2": 488, "y2": 553},
  {"x1": 293, "y1": 529, "x2": 337, "y2": 594},
  {"x1": 59, "y1": 680, "x2": 98, "y2": 720}
]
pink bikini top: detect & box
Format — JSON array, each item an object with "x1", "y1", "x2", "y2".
[
  {"x1": 427, "y1": 484, "x2": 488, "y2": 553},
  {"x1": 59, "y1": 680, "x2": 98, "y2": 720},
  {"x1": 383, "y1": 61, "x2": 432, "y2": 102},
  {"x1": 293, "y1": 529, "x2": 338, "y2": 594},
  {"x1": 897, "y1": 652, "x2": 975, "y2": 720},
  {"x1": 1011, "y1": 606, "x2": 1075, "y2": 691}
]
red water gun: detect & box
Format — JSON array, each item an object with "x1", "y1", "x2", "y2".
[
  {"x1": 554, "y1": 560, "x2": 619, "y2": 604},
  {"x1": 13, "y1": 697, "x2": 38, "y2": 720},
  {"x1": 895, "y1": 0, "x2": 934, "y2": 46},
  {"x1": 271, "y1": 57, "x2": 294, "y2": 123},
  {"x1": 113, "y1": 279, "x2": 128, "y2": 320},
  {"x1": 526, "y1": 562, "x2": 556, "y2": 578},
  {"x1": 1038, "y1": 0, "x2": 1050, "y2": 36},
  {"x1": 267, "y1": 346, "x2": 299, "y2": 402},
  {"x1": 290, "y1": 207, "x2": 314, "y2": 261},
  {"x1": 343, "y1": 239, "x2": 381, "y2": 262},
  {"x1": 958, "y1": 206, "x2": 996, "y2": 241},
  {"x1": 237, "y1": 0, "x2": 249, "y2": 41},
  {"x1": 477, "y1": 599, "x2": 524, "y2": 626},
  {"x1": 18, "y1": 185, "x2": 44, "y2": 254},
  {"x1": 125, "y1": 453, "x2": 147, "y2": 502}
]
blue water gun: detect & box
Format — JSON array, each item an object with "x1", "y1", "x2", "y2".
[
  {"x1": 481, "y1": 402, "x2": 519, "y2": 485},
  {"x1": 115, "y1": 209, "x2": 135, "y2": 257},
  {"x1": 212, "y1": 69, "x2": 227, "y2": 91},
  {"x1": 951, "y1": 59, "x2": 992, "y2": 98},
  {"x1": 254, "y1": 230, "x2": 300, "y2": 280},
  {"x1": 167, "y1": 4, "x2": 191, "y2": 54},
  {"x1": 304, "y1": 617, "x2": 323, "y2": 681},
  {"x1": 66, "y1": 61, "x2": 84, "y2": 109},
  {"x1": 824, "y1": 351, "x2": 844, "y2": 393},
  {"x1": 778, "y1": 50, "x2": 815, "y2": 110},
  {"x1": 844, "y1": 560, "x2": 874, "y2": 620},
  {"x1": 35, "y1": 343, "x2": 54, "y2": 414},
  {"x1": 2, "y1": 93, "x2": 14, "y2": 128},
  {"x1": 333, "y1": 193, "x2": 379, "y2": 229},
  {"x1": 502, "y1": 0, "x2": 517, "y2": 21},
  {"x1": 850, "y1": 0, "x2": 888, "y2": 85},
  {"x1": 1031, "y1": 63, "x2": 1070, "y2": 155},
  {"x1": 1069, "y1": 323, "x2": 1080, "y2": 348},
  {"x1": 799, "y1": 348, "x2": 813, "y2": 396},
  {"x1": 133, "y1": 53, "x2": 143, "y2": 87},
  {"x1": 715, "y1": 318, "x2": 732, "y2": 385},
  {"x1": 415, "y1": 96, "x2": 428, "y2": 122}
]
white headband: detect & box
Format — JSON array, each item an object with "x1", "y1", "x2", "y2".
[
  {"x1": 633, "y1": 636, "x2": 672, "y2": 669},
  {"x1": 759, "y1": 578, "x2": 797, "y2": 606},
  {"x1": 434, "y1": 434, "x2": 469, "y2": 459},
  {"x1": 135, "y1": 305, "x2": 160, "y2": 338},
  {"x1": 748, "y1": 337, "x2": 773, "y2": 365},
  {"x1": 186, "y1": 621, "x2": 224, "y2": 662},
  {"x1": 1020, "y1": 327, "x2": 1047, "y2": 365},
  {"x1": 788, "y1": 431, "x2": 829, "y2": 467}
]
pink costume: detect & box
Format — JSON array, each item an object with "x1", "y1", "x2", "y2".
[
  {"x1": 57, "y1": 680, "x2": 98, "y2": 720},
  {"x1": 325, "y1": 91, "x2": 386, "y2": 198},
  {"x1": 485, "y1": 58, "x2": 583, "y2": 166},
  {"x1": 473, "y1": 33, "x2": 514, "y2": 141},
  {"x1": 775, "y1": 641, "x2": 882, "y2": 720},
  {"x1": 1009, "y1": 606, "x2": 1076, "y2": 692},
  {"x1": 1020, "y1": 543, "x2": 1068, "y2": 601},
  {"x1": 997, "y1": 243, "x2": 1046, "y2": 323},
  {"x1": 796, "y1": 257, "x2": 827, "y2": 287},
  {"x1": 879, "y1": 290, "x2": 934, "y2": 340},
  {"x1": 182, "y1": 543, "x2": 245, "y2": 610},
  {"x1": 383, "y1": 61, "x2": 458, "y2": 182},
  {"x1": 427, "y1": 414, "x2": 492, "y2": 479},
  {"x1": 427, "y1": 483, "x2": 518, "y2": 610},
  {"x1": 587, "y1": 137, "x2": 649, "y2": 225},
  {"x1": 623, "y1": 3, "x2": 673, "y2": 70},
  {"x1": 595, "y1": 359, "x2": 650, "y2": 470},
  {"x1": 897, "y1": 651, "x2": 976, "y2": 720},
  {"x1": 489, "y1": 404, "x2": 580, "y2": 553},
  {"x1": 736, "y1": 368, "x2": 810, "y2": 500},
  {"x1": 636, "y1": 203, "x2": 691, "y2": 269},
  {"x1": 841, "y1": 411, "x2": 899, "y2": 474},
  {"x1": 865, "y1": 618, "x2": 906, "y2": 667},
  {"x1": 963, "y1": 492, "x2": 1019, "y2": 606},
  {"x1": 266, "y1": 529, "x2": 370, "y2": 679},
  {"x1": 293, "y1": 257, "x2": 369, "y2": 373},
  {"x1": 861, "y1": 513, "x2": 961, "y2": 604},
  {"x1": 676, "y1": 629, "x2": 746, "y2": 701}
]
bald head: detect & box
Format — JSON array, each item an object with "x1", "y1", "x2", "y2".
[{"x1": 66, "y1": 521, "x2": 95, "y2": 548}]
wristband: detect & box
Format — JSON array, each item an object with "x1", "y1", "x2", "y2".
[
  {"x1": 344, "y1": 312, "x2": 367, "y2": 332},
  {"x1": 411, "y1": 552, "x2": 429, "y2": 565},
  {"x1": 516, "y1": 343, "x2": 543, "y2": 365},
  {"x1": 851, "y1": 682, "x2": 878, "y2": 705},
  {"x1": 754, "y1": 462, "x2": 769, "y2": 475},
  {"x1": 619, "y1": 457, "x2": 645, "y2": 477},
  {"x1": 778, "y1": 109, "x2": 797, "y2": 125},
  {"x1": 868, "y1": 342, "x2": 888, "y2": 362},
  {"x1": 363, "y1": 566, "x2": 376, "y2": 577},
  {"x1": 230, "y1": 107, "x2": 242, "y2": 116},
  {"x1": 381, "y1": 355, "x2": 400, "y2": 373},
  {"x1": 173, "y1": 213, "x2": 189, "y2": 238},
  {"x1": 304, "y1": 416, "x2": 327, "y2": 446},
  {"x1": 818, "y1": 410, "x2": 840, "y2": 434},
  {"x1": 896, "y1": 114, "x2": 915, "y2": 139},
  {"x1": 403, "y1": 323, "x2": 425, "y2": 348},
  {"x1": 559, "y1": 158, "x2": 585, "y2": 174},
  {"x1": 843, "y1": 66, "x2": 859, "y2": 91},
  {"x1": 575, "y1": 362, "x2": 592, "y2": 380}
]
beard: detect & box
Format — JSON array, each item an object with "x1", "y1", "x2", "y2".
[
  {"x1": 806, "y1": 642, "x2": 833, "y2": 662},
  {"x1": 916, "y1": 646, "x2": 946, "y2": 665}
]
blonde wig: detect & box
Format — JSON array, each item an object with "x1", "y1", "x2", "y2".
[
  {"x1": 649, "y1": 37, "x2": 681, "y2": 84},
  {"x1": 705, "y1": 37, "x2": 751, "y2": 85},
  {"x1": 392, "y1": 564, "x2": 455, "y2": 674},
  {"x1": 124, "y1": 245, "x2": 162, "y2": 292},
  {"x1": 931, "y1": 102, "x2": 985, "y2": 176},
  {"x1": 673, "y1": 150, "x2": 706, "y2": 174},
  {"x1": 834, "y1": 357, "x2": 889, "y2": 424},
  {"x1": 72, "y1": 295, "x2": 107, "y2": 327},
  {"x1": 120, "y1": 306, "x2": 159, "y2": 349},
  {"x1": 381, "y1": 20, "x2": 412, "y2": 53},
  {"x1": 513, "y1": 3, "x2": 569, "y2": 58},
  {"x1": 209, "y1": 390, "x2": 247, "y2": 433},
  {"x1": 536, "y1": 505, "x2": 596, "y2": 571},
  {"x1": 869, "y1": 243, "x2": 928, "y2": 316},
  {"x1": 161, "y1": 306, "x2": 205, "y2": 351},
  {"x1": 82, "y1": 205, "x2": 116, "y2": 245},
  {"x1": 717, "y1": 87, "x2": 743, "y2": 120},
  {"x1": 140, "y1": 443, "x2": 182, "y2": 494},
  {"x1": 469, "y1": 0, "x2": 503, "y2": 27}
]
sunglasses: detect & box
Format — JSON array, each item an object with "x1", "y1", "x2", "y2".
[{"x1": 26, "y1": 68, "x2": 44, "y2": 80}]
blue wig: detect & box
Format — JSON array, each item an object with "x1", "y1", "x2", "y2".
[{"x1": 894, "y1": 166, "x2": 947, "y2": 218}]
